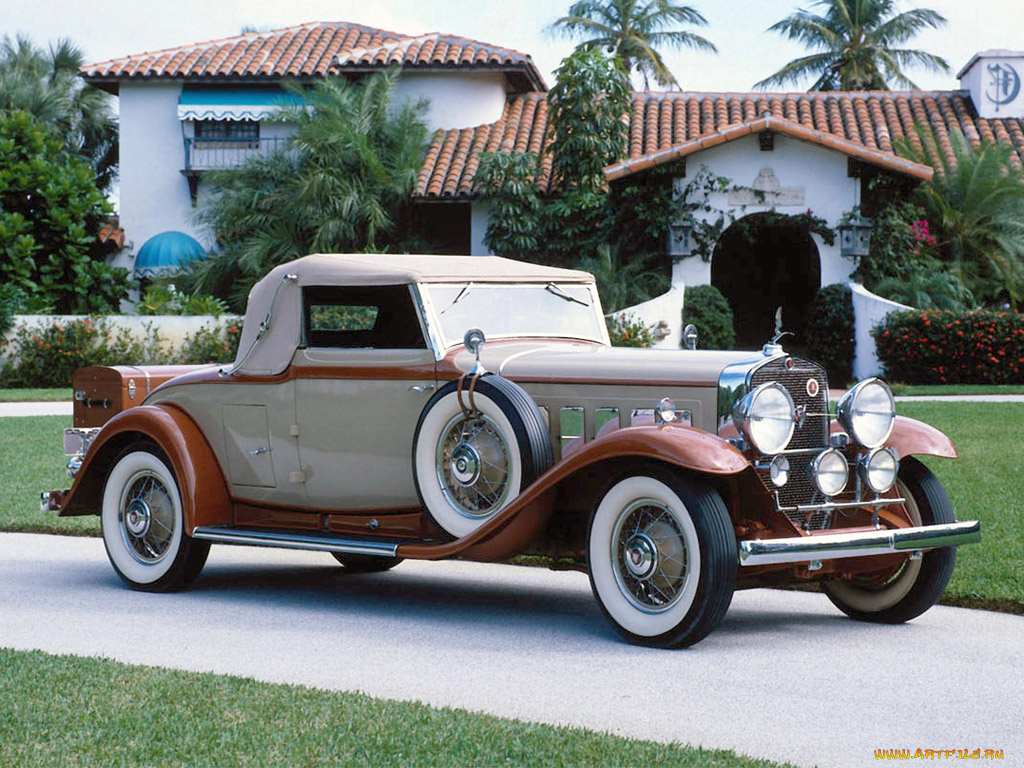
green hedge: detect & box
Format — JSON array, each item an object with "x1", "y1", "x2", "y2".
[
  {"x1": 682, "y1": 285, "x2": 735, "y2": 349},
  {"x1": 0, "y1": 317, "x2": 243, "y2": 388},
  {"x1": 873, "y1": 309, "x2": 1024, "y2": 384},
  {"x1": 805, "y1": 284, "x2": 855, "y2": 386}
]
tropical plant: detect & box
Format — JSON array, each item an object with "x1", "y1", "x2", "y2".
[
  {"x1": 755, "y1": 0, "x2": 948, "y2": 91},
  {"x1": 899, "y1": 129, "x2": 1024, "y2": 308},
  {"x1": 874, "y1": 272, "x2": 975, "y2": 311},
  {"x1": 682, "y1": 284, "x2": 735, "y2": 349},
  {"x1": 546, "y1": 46, "x2": 631, "y2": 190},
  {"x1": 550, "y1": 0, "x2": 716, "y2": 88},
  {"x1": 0, "y1": 111, "x2": 129, "y2": 314},
  {"x1": 578, "y1": 245, "x2": 669, "y2": 313},
  {"x1": 804, "y1": 283, "x2": 854, "y2": 385},
  {"x1": 0, "y1": 34, "x2": 117, "y2": 188},
  {"x1": 187, "y1": 69, "x2": 429, "y2": 310}
]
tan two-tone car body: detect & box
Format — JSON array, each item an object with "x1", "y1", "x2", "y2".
[{"x1": 46, "y1": 254, "x2": 980, "y2": 647}]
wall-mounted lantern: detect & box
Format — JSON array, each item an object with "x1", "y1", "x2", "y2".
[
  {"x1": 667, "y1": 221, "x2": 694, "y2": 257},
  {"x1": 837, "y1": 214, "x2": 873, "y2": 257}
]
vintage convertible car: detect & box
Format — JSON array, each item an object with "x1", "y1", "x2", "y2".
[{"x1": 44, "y1": 253, "x2": 980, "y2": 648}]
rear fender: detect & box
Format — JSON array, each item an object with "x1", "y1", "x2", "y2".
[
  {"x1": 58, "y1": 404, "x2": 232, "y2": 531},
  {"x1": 398, "y1": 425, "x2": 749, "y2": 561}
]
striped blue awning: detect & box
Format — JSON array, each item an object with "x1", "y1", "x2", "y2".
[
  {"x1": 177, "y1": 87, "x2": 307, "y2": 121},
  {"x1": 135, "y1": 231, "x2": 206, "y2": 278}
]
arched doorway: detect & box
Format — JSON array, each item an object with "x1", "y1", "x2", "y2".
[{"x1": 711, "y1": 213, "x2": 821, "y2": 349}]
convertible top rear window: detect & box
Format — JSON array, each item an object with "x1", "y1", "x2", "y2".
[{"x1": 303, "y1": 285, "x2": 426, "y2": 349}]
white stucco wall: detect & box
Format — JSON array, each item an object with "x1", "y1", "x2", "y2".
[
  {"x1": 117, "y1": 83, "x2": 204, "y2": 272},
  {"x1": 849, "y1": 282, "x2": 913, "y2": 380},
  {"x1": 612, "y1": 285, "x2": 685, "y2": 349},
  {"x1": 393, "y1": 72, "x2": 508, "y2": 131},
  {"x1": 470, "y1": 201, "x2": 493, "y2": 255},
  {"x1": 670, "y1": 132, "x2": 860, "y2": 292}
]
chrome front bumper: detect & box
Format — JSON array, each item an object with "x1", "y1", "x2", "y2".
[{"x1": 738, "y1": 520, "x2": 981, "y2": 566}]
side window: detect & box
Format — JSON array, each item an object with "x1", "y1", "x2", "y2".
[
  {"x1": 303, "y1": 285, "x2": 426, "y2": 349},
  {"x1": 194, "y1": 119, "x2": 259, "y2": 147}
]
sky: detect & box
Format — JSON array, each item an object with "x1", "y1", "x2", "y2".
[{"x1": 3, "y1": 0, "x2": 1023, "y2": 92}]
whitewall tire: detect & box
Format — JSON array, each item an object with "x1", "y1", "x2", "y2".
[
  {"x1": 823, "y1": 457, "x2": 956, "y2": 623},
  {"x1": 413, "y1": 376, "x2": 552, "y2": 538},
  {"x1": 587, "y1": 468, "x2": 736, "y2": 648},
  {"x1": 100, "y1": 444, "x2": 210, "y2": 591}
]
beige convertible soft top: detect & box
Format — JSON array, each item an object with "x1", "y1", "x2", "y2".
[{"x1": 230, "y1": 254, "x2": 596, "y2": 375}]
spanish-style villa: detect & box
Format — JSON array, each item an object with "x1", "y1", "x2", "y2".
[{"x1": 82, "y1": 23, "x2": 1024, "y2": 369}]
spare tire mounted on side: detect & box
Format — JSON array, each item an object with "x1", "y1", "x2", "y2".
[{"x1": 412, "y1": 375, "x2": 553, "y2": 538}]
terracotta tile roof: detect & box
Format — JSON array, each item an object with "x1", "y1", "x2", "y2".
[
  {"x1": 80, "y1": 21, "x2": 545, "y2": 90},
  {"x1": 605, "y1": 115, "x2": 934, "y2": 182},
  {"x1": 97, "y1": 220, "x2": 126, "y2": 249},
  {"x1": 415, "y1": 90, "x2": 1024, "y2": 199}
]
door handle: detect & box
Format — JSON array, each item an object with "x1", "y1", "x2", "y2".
[
  {"x1": 409, "y1": 384, "x2": 435, "y2": 393},
  {"x1": 247, "y1": 446, "x2": 269, "y2": 456}
]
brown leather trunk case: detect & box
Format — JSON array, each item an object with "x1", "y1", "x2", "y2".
[{"x1": 72, "y1": 365, "x2": 206, "y2": 428}]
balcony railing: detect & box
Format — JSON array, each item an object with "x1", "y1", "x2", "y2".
[{"x1": 183, "y1": 136, "x2": 293, "y2": 171}]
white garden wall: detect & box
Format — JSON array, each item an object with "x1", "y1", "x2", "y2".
[
  {"x1": 849, "y1": 283, "x2": 913, "y2": 380},
  {"x1": 611, "y1": 286, "x2": 685, "y2": 349}
]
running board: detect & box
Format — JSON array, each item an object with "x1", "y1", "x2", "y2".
[{"x1": 191, "y1": 526, "x2": 400, "y2": 557}]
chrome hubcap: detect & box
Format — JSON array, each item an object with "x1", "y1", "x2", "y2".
[
  {"x1": 436, "y1": 414, "x2": 512, "y2": 518},
  {"x1": 119, "y1": 471, "x2": 175, "y2": 564},
  {"x1": 612, "y1": 499, "x2": 689, "y2": 613},
  {"x1": 450, "y1": 443, "x2": 482, "y2": 486},
  {"x1": 623, "y1": 533, "x2": 657, "y2": 579},
  {"x1": 124, "y1": 498, "x2": 152, "y2": 536}
]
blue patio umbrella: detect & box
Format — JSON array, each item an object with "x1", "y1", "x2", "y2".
[{"x1": 135, "y1": 231, "x2": 206, "y2": 278}]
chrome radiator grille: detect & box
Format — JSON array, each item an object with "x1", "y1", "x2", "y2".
[{"x1": 751, "y1": 357, "x2": 832, "y2": 529}]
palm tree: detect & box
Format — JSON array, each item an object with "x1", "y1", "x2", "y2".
[
  {"x1": 900, "y1": 129, "x2": 1024, "y2": 308},
  {"x1": 187, "y1": 70, "x2": 430, "y2": 309},
  {"x1": 0, "y1": 35, "x2": 117, "y2": 188},
  {"x1": 755, "y1": 0, "x2": 948, "y2": 91},
  {"x1": 550, "y1": 0, "x2": 716, "y2": 89}
]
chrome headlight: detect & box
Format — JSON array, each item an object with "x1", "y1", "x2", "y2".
[
  {"x1": 859, "y1": 447, "x2": 899, "y2": 494},
  {"x1": 837, "y1": 378, "x2": 896, "y2": 448},
  {"x1": 811, "y1": 448, "x2": 849, "y2": 497},
  {"x1": 733, "y1": 382, "x2": 795, "y2": 455}
]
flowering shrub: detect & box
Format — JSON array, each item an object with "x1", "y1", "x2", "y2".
[
  {"x1": 0, "y1": 318, "x2": 243, "y2": 386},
  {"x1": 177, "y1": 323, "x2": 243, "y2": 364},
  {"x1": 873, "y1": 309, "x2": 1024, "y2": 384},
  {"x1": 0, "y1": 318, "x2": 169, "y2": 387},
  {"x1": 607, "y1": 313, "x2": 654, "y2": 348}
]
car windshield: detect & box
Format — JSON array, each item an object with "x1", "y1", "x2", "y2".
[{"x1": 425, "y1": 282, "x2": 606, "y2": 348}]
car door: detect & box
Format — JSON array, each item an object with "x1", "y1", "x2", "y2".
[{"x1": 293, "y1": 284, "x2": 437, "y2": 511}]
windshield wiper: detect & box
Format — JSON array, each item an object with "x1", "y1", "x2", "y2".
[
  {"x1": 545, "y1": 282, "x2": 590, "y2": 307},
  {"x1": 440, "y1": 282, "x2": 473, "y2": 315}
]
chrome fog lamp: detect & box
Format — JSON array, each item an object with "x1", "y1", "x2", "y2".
[
  {"x1": 769, "y1": 455, "x2": 790, "y2": 487},
  {"x1": 655, "y1": 397, "x2": 677, "y2": 424},
  {"x1": 733, "y1": 382, "x2": 796, "y2": 455},
  {"x1": 811, "y1": 448, "x2": 849, "y2": 497},
  {"x1": 837, "y1": 378, "x2": 896, "y2": 448},
  {"x1": 859, "y1": 447, "x2": 899, "y2": 495}
]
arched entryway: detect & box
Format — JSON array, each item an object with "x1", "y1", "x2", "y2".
[{"x1": 711, "y1": 213, "x2": 821, "y2": 349}]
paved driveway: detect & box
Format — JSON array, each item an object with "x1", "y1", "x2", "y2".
[{"x1": 1, "y1": 532, "x2": 1019, "y2": 767}]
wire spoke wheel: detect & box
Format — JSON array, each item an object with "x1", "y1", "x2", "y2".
[
  {"x1": 436, "y1": 414, "x2": 512, "y2": 518},
  {"x1": 119, "y1": 470, "x2": 176, "y2": 564},
  {"x1": 612, "y1": 499, "x2": 690, "y2": 613}
]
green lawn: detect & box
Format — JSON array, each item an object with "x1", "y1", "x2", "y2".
[
  {"x1": 897, "y1": 402, "x2": 1024, "y2": 612},
  {"x1": 0, "y1": 648, "x2": 783, "y2": 768},
  {"x1": 0, "y1": 387, "x2": 71, "y2": 402},
  {"x1": 2, "y1": 405, "x2": 1021, "y2": 611},
  {"x1": 890, "y1": 383, "x2": 1024, "y2": 396}
]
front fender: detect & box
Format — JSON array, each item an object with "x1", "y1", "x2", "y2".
[
  {"x1": 58, "y1": 404, "x2": 232, "y2": 531},
  {"x1": 398, "y1": 425, "x2": 748, "y2": 561},
  {"x1": 830, "y1": 416, "x2": 957, "y2": 459}
]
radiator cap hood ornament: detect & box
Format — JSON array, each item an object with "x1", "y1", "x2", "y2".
[{"x1": 763, "y1": 307, "x2": 792, "y2": 357}]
